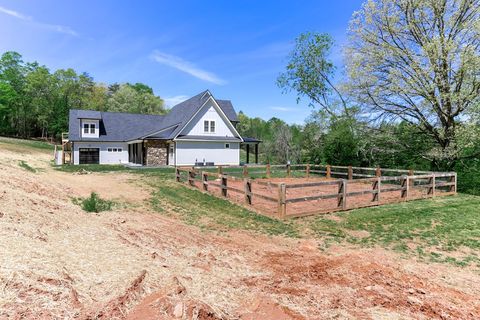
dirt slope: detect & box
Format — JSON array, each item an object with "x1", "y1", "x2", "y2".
[{"x1": 1, "y1": 140, "x2": 479, "y2": 319}]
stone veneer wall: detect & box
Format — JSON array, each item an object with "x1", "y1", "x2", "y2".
[{"x1": 145, "y1": 140, "x2": 168, "y2": 166}]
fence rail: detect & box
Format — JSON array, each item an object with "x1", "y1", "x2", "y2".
[{"x1": 175, "y1": 164, "x2": 457, "y2": 219}]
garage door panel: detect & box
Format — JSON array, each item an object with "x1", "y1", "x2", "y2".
[{"x1": 79, "y1": 148, "x2": 99, "y2": 164}]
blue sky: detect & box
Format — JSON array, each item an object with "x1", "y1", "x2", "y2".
[{"x1": 0, "y1": 0, "x2": 363, "y2": 124}]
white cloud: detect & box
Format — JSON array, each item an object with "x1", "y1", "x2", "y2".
[
  {"x1": 269, "y1": 106, "x2": 295, "y2": 112},
  {"x1": 164, "y1": 95, "x2": 189, "y2": 107},
  {"x1": 0, "y1": 5, "x2": 78, "y2": 36},
  {"x1": 0, "y1": 6, "x2": 31, "y2": 20},
  {"x1": 151, "y1": 50, "x2": 226, "y2": 85},
  {"x1": 47, "y1": 24, "x2": 78, "y2": 36}
]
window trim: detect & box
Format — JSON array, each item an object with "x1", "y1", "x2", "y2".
[
  {"x1": 225, "y1": 143, "x2": 230, "y2": 149},
  {"x1": 204, "y1": 120, "x2": 209, "y2": 132},
  {"x1": 82, "y1": 120, "x2": 99, "y2": 137},
  {"x1": 210, "y1": 120, "x2": 215, "y2": 133}
]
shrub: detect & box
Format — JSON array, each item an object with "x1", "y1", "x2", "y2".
[
  {"x1": 18, "y1": 160, "x2": 36, "y2": 173},
  {"x1": 76, "y1": 192, "x2": 114, "y2": 213}
]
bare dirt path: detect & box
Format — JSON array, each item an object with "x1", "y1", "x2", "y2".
[{"x1": 1, "y1": 141, "x2": 479, "y2": 319}]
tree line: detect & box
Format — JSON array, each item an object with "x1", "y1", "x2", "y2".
[{"x1": 0, "y1": 51, "x2": 166, "y2": 140}]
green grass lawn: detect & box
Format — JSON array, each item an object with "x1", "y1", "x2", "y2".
[
  {"x1": 143, "y1": 169, "x2": 299, "y2": 237},
  {"x1": 307, "y1": 194, "x2": 480, "y2": 267},
  {"x1": 0, "y1": 136, "x2": 55, "y2": 151},
  {"x1": 55, "y1": 164, "x2": 132, "y2": 172}
]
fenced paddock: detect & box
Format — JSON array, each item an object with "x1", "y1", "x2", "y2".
[{"x1": 175, "y1": 164, "x2": 457, "y2": 219}]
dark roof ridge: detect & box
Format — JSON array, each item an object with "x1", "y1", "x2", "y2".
[{"x1": 69, "y1": 109, "x2": 166, "y2": 117}]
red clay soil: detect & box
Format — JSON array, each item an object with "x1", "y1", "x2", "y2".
[
  {"x1": 126, "y1": 277, "x2": 221, "y2": 320},
  {"x1": 124, "y1": 244, "x2": 480, "y2": 319}
]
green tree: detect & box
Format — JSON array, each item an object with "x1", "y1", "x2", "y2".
[
  {"x1": 345, "y1": 0, "x2": 480, "y2": 169},
  {"x1": 277, "y1": 32, "x2": 349, "y2": 117},
  {"x1": 0, "y1": 51, "x2": 27, "y2": 136},
  {"x1": 107, "y1": 83, "x2": 165, "y2": 114},
  {"x1": 24, "y1": 65, "x2": 55, "y2": 138}
]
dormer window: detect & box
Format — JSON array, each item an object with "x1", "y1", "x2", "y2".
[
  {"x1": 81, "y1": 120, "x2": 100, "y2": 138},
  {"x1": 204, "y1": 120, "x2": 209, "y2": 132},
  {"x1": 84, "y1": 123, "x2": 95, "y2": 134},
  {"x1": 210, "y1": 121, "x2": 215, "y2": 133}
]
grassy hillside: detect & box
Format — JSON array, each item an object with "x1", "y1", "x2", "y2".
[{"x1": 0, "y1": 136, "x2": 55, "y2": 152}]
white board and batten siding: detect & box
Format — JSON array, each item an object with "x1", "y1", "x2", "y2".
[
  {"x1": 175, "y1": 141, "x2": 240, "y2": 166},
  {"x1": 180, "y1": 99, "x2": 237, "y2": 138},
  {"x1": 174, "y1": 97, "x2": 241, "y2": 166},
  {"x1": 73, "y1": 142, "x2": 129, "y2": 165}
]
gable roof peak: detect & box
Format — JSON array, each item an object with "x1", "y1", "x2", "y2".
[{"x1": 201, "y1": 89, "x2": 212, "y2": 100}]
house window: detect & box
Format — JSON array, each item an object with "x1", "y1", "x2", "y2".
[
  {"x1": 204, "y1": 120, "x2": 209, "y2": 132},
  {"x1": 89, "y1": 123, "x2": 95, "y2": 134},
  {"x1": 83, "y1": 123, "x2": 89, "y2": 134},
  {"x1": 108, "y1": 148, "x2": 113, "y2": 152},
  {"x1": 210, "y1": 121, "x2": 215, "y2": 133},
  {"x1": 225, "y1": 143, "x2": 230, "y2": 149},
  {"x1": 117, "y1": 148, "x2": 122, "y2": 152}
]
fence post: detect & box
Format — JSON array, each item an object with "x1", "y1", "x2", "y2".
[
  {"x1": 401, "y1": 175, "x2": 409, "y2": 200},
  {"x1": 408, "y1": 169, "x2": 414, "y2": 188},
  {"x1": 176, "y1": 168, "x2": 181, "y2": 182},
  {"x1": 218, "y1": 165, "x2": 223, "y2": 176},
  {"x1": 428, "y1": 174, "x2": 436, "y2": 197},
  {"x1": 306, "y1": 164, "x2": 310, "y2": 178},
  {"x1": 221, "y1": 175, "x2": 228, "y2": 197},
  {"x1": 372, "y1": 177, "x2": 380, "y2": 202},
  {"x1": 348, "y1": 165, "x2": 353, "y2": 180},
  {"x1": 376, "y1": 166, "x2": 382, "y2": 177},
  {"x1": 278, "y1": 183, "x2": 286, "y2": 219},
  {"x1": 189, "y1": 168, "x2": 196, "y2": 187},
  {"x1": 202, "y1": 171, "x2": 208, "y2": 191},
  {"x1": 244, "y1": 178, "x2": 252, "y2": 205},
  {"x1": 266, "y1": 163, "x2": 271, "y2": 178},
  {"x1": 337, "y1": 179, "x2": 347, "y2": 210},
  {"x1": 243, "y1": 165, "x2": 248, "y2": 178},
  {"x1": 286, "y1": 164, "x2": 291, "y2": 177},
  {"x1": 450, "y1": 173, "x2": 457, "y2": 193},
  {"x1": 326, "y1": 165, "x2": 331, "y2": 179}
]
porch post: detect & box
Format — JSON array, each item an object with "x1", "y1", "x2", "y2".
[
  {"x1": 255, "y1": 143, "x2": 258, "y2": 164},
  {"x1": 246, "y1": 144, "x2": 250, "y2": 164}
]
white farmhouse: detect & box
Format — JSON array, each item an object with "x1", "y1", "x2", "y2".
[{"x1": 66, "y1": 90, "x2": 260, "y2": 166}]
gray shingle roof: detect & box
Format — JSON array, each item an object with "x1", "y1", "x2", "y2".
[
  {"x1": 68, "y1": 109, "x2": 168, "y2": 142},
  {"x1": 217, "y1": 100, "x2": 239, "y2": 122},
  {"x1": 76, "y1": 110, "x2": 102, "y2": 119},
  {"x1": 68, "y1": 90, "x2": 240, "y2": 142}
]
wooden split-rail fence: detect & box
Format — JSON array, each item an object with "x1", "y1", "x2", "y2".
[{"x1": 175, "y1": 164, "x2": 457, "y2": 219}]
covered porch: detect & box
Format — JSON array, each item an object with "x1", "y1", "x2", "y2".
[
  {"x1": 128, "y1": 139, "x2": 173, "y2": 166},
  {"x1": 241, "y1": 137, "x2": 262, "y2": 164}
]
